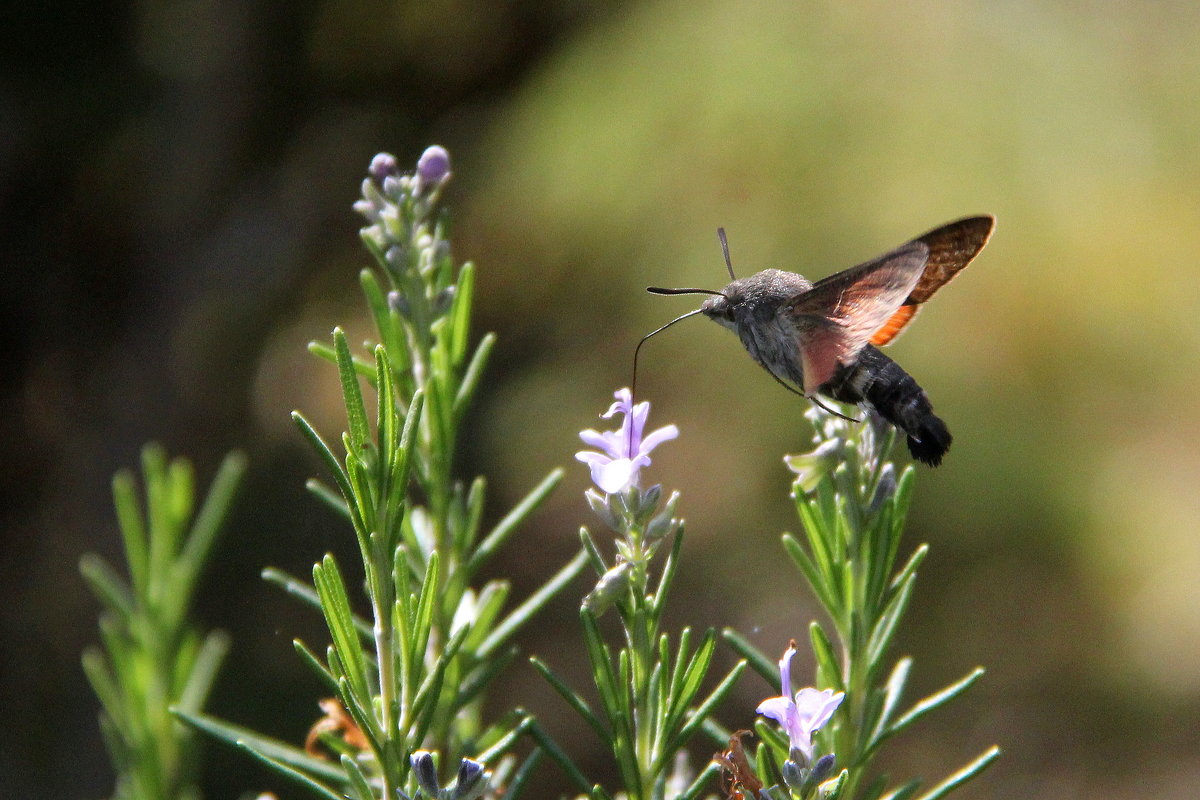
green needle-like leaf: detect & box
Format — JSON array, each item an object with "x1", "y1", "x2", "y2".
[
  {"x1": 666, "y1": 629, "x2": 716, "y2": 728},
  {"x1": 79, "y1": 554, "x2": 134, "y2": 620},
  {"x1": 305, "y1": 478, "x2": 354, "y2": 522},
  {"x1": 459, "y1": 580, "x2": 511, "y2": 652},
  {"x1": 237, "y1": 743, "x2": 346, "y2": 800},
  {"x1": 889, "y1": 543, "x2": 928, "y2": 595},
  {"x1": 333, "y1": 327, "x2": 371, "y2": 452},
  {"x1": 867, "y1": 656, "x2": 912, "y2": 751},
  {"x1": 665, "y1": 629, "x2": 690, "y2": 713},
  {"x1": 333, "y1": 675, "x2": 383, "y2": 756},
  {"x1": 650, "y1": 525, "x2": 685, "y2": 621},
  {"x1": 313, "y1": 556, "x2": 372, "y2": 705},
  {"x1": 308, "y1": 341, "x2": 377, "y2": 381},
  {"x1": 810, "y1": 621, "x2": 846, "y2": 694},
  {"x1": 456, "y1": 643, "x2": 519, "y2": 707},
  {"x1": 449, "y1": 260, "x2": 474, "y2": 364},
  {"x1": 409, "y1": 550, "x2": 441, "y2": 670},
  {"x1": 889, "y1": 667, "x2": 985, "y2": 738},
  {"x1": 375, "y1": 346, "x2": 397, "y2": 480},
  {"x1": 531, "y1": 656, "x2": 608, "y2": 741},
  {"x1": 262, "y1": 567, "x2": 374, "y2": 637},
  {"x1": 292, "y1": 639, "x2": 340, "y2": 693},
  {"x1": 867, "y1": 569, "x2": 918, "y2": 669},
  {"x1": 468, "y1": 468, "x2": 563, "y2": 574},
  {"x1": 580, "y1": 609, "x2": 622, "y2": 720},
  {"x1": 679, "y1": 760, "x2": 722, "y2": 800},
  {"x1": 501, "y1": 747, "x2": 543, "y2": 800},
  {"x1": 579, "y1": 526, "x2": 608, "y2": 573},
  {"x1": 292, "y1": 412, "x2": 362, "y2": 523},
  {"x1": 477, "y1": 548, "x2": 588, "y2": 658},
  {"x1": 177, "y1": 450, "x2": 246, "y2": 591},
  {"x1": 360, "y1": 268, "x2": 408, "y2": 374},
  {"x1": 721, "y1": 627, "x2": 778, "y2": 687},
  {"x1": 783, "y1": 533, "x2": 839, "y2": 618},
  {"x1": 663, "y1": 660, "x2": 746, "y2": 762},
  {"x1": 80, "y1": 647, "x2": 121, "y2": 726},
  {"x1": 912, "y1": 746, "x2": 1000, "y2": 800},
  {"x1": 340, "y1": 754, "x2": 376, "y2": 800},
  {"x1": 454, "y1": 333, "x2": 496, "y2": 419},
  {"x1": 177, "y1": 630, "x2": 230, "y2": 712},
  {"x1": 111, "y1": 469, "x2": 149, "y2": 597},
  {"x1": 523, "y1": 718, "x2": 593, "y2": 794},
  {"x1": 174, "y1": 708, "x2": 347, "y2": 784},
  {"x1": 878, "y1": 780, "x2": 922, "y2": 800}
]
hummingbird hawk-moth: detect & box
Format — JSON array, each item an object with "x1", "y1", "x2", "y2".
[{"x1": 641, "y1": 216, "x2": 995, "y2": 466}]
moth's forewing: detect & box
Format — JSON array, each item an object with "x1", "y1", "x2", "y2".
[
  {"x1": 870, "y1": 215, "x2": 995, "y2": 346},
  {"x1": 788, "y1": 241, "x2": 929, "y2": 394}
]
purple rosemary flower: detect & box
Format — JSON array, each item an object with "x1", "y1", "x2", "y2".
[
  {"x1": 756, "y1": 641, "x2": 844, "y2": 765},
  {"x1": 576, "y1": 388, "x2": 678, "y2": 494}
]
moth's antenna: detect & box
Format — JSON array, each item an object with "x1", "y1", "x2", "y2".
[
  {"x1": 646, "y1": 286, "x2": 725, "y2": 296},
  {"x1": 718, "y1": 227, "x2": 736, "y2": 280}
]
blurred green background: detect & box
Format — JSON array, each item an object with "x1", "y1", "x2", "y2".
[{"x1": 4, "y1": 0, "x2": 1199, "y2": 797}]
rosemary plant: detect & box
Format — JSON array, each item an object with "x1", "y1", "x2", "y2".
[
  {"x1": 81, "y1": 445, "x2": 246, "y2": 800},
  {"x1": 532, "y1": 389, "x2": 747, "y2": 800},
  {"x1": 724, "y1": 406, "x2": 999, "y2": 800},
  {"x1": 178, "y1": 147, "x2": 586, "y2": 800}
]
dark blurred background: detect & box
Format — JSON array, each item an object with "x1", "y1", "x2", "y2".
[{"x1": 4, "y1": 0, "x2": 1200, "y2": 797}]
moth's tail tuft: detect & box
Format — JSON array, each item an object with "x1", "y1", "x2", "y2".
[{"x1": 904, "y1": 412, "x2": 952, "y2": 467}]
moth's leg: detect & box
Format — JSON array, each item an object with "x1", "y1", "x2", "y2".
[
  {"x1": 760, "y1": 361, "x2": 862, "y2": 423},
  {"x1": 810, "y1": 394, "x2": 862, "y2": 423}
]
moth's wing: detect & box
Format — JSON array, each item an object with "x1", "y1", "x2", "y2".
[
  {"x1": 787, "y1": 240, "x2": 928, "y2": 394},
  {"x1": 870, "y1": 215, "x2": 995, "y2": 346}
]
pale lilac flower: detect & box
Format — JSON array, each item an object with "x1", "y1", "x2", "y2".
[
  {"x1": 756, "y1": 642, "x2": 844, "y2": 764},
  {"x1": 576, "y1": 388, "x2": 678, "y2": 494}
]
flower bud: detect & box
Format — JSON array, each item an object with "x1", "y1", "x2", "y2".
[
  {"x1": 386, "y1": 244, "x2": 407, "y2": 271},
  {"x1": 633, "y1": 483, "x2": 662, "y2": 524},
  {"x1": 410, "y1": 750, "x2": 440, "y2": 797},
  {"x1": 817, "y1": 766, "x2": 847, "y2": 799},
  {"x1": 433, "y1": 286, "x2": 456, "y2": 316},
  {"x1": 644, "y1": 490, "x2": 679, "y2": 539},
  {"x1": 782, "y1": 758, "x2": 807, "y2": 790},
  {"x1": 353, "y1": 198, "x2": 381, "y2": 222},
  {"x1": 784, "y1": 439, "x2": 841, "y2": 494},
  {"x1": 810, "y1": 753, "x2": 836, "y2": 785},
  {"x1": 369, "y1": 152, "x2": 398, "y2": 183},
  {"x1": 416, "y1": 145, "x2": 451, "y2": 190},
  {"x1": 583, "y1": 561, "x2": 633, "y2": 615},
  {"x1": 382, "y1": 174, "x2": 404, "y2": 198},
  {"x1": 586, "y1": 489, "x2": 622, "y2": 532},
  {"x1": 388, "y1": 290, "x2": 410, "y2": 318},
  {"x1": 450, "y1": 757, "x2": 489, "y2": 800},
  {"x1": 868, "y1": 464, "x2": 896, "y2": 514}
]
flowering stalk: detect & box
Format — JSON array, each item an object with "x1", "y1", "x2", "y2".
[
  {"x1": 178, "y1": 148, "x2": 586, "y2": 800},
  {"x1": 725, "y1": 406, "x2": 998, "y2": 800},
  {"x1": 533, "y1": 389, "x2": 746, "y2": 800},
  {"x1": 80, "y1": 445, "x2": 245, "y2": 800}
]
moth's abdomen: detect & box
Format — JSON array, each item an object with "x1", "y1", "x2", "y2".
[{"x1": 824, "y1": 346, "x2": 951, "y2": 466}]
